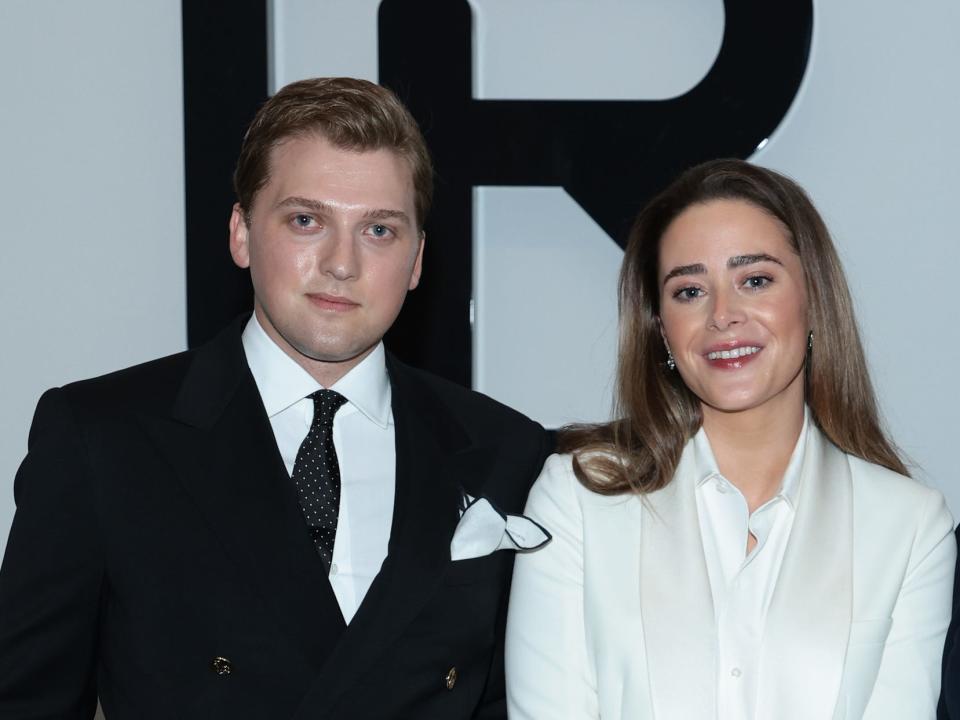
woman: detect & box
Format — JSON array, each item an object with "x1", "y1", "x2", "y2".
[{"x1": 505, "y1": 159, "x2": 955, "y2": 719}]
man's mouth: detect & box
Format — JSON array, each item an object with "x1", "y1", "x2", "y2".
[{"x1": 307, "y1": 293, "x2": 359, "y2": 311}]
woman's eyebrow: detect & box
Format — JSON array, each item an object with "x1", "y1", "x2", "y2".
[
  {"x1": 662, "y1": 263, "x2": 707, "y2": 283},
  {"x1": 728, "y1": 253, "x2": 783, "y2": 268}
]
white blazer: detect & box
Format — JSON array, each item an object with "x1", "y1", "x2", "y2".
[{"x1": 505, "y1": 426, "x2": 956, "y2": 719}]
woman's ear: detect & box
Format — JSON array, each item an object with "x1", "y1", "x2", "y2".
[{"x1": 656, "y1": 316, "x2": 670, "y2": 351}]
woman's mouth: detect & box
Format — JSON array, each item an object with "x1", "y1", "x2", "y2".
[
  {"x1": 706, "y1": 346, "x2": 761, "y2": 360},
  {"x1": 704, "y1": 345, "x2": 762, "y2": 368}
]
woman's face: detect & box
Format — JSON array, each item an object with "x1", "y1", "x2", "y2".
[{"x1": 657, "y1": 199, "x2": 809, "y2": 418}]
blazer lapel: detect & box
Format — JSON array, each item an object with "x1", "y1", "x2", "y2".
[
  {"x1": 640, "y1": 448, "x2": 717, "y2": 719},
  {"x1": 142, "y1": 319, "x2": 345, "y2": 669},
  {"x1": 291, "y1": 357, "x2": 481, "y2": 718},
  {"x1": 755, "y1": 426, "x2": 853, "y2": 719}
]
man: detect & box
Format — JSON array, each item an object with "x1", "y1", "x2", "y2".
[
  {"x1": 0, "y1": 78, "x2": 549, "y2": 718},
  {"x1": 938, "y1": 527, "x2": 960, "y2": 719}
]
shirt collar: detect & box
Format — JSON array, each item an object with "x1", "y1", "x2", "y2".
[
  {"x1": 691, "y1": 407, "x2": 809, "y2": 508},
  {"x1": 241, "y1": 313, "x2": 392, "y2": 428}
]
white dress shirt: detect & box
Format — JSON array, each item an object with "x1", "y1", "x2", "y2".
[
  {"x1": 693, "y1": 413, "x2": 807, "y2": 720},
  {"x1": 242, "y1": 314, "x2": 395, "y2": 624}
]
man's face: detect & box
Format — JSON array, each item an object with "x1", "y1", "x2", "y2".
[{"x1": 230, "y1": 134, "x2": 423, "y2": 383}]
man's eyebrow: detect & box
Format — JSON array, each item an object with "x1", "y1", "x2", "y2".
[
  {"x1": 275, "y1": 196, "x2": 332, "y2": 213},
  {"x1": 273, "y1": 197, "x2": 411, "y2": 225},
  {"x1": 362, "y1": 208, "x2": 412, "y2": 224},
  {"x1": 662, "y1": 263, "x2": 707, "y2": 284},
  {"x1": 728, "y1": 253, "x2": 783, "y2": 268}
]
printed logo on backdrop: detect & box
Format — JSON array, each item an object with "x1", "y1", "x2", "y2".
[
  {"x1": 182, "y1": 1, "x2": 812, "y2": 390},
  {"x1": 378, "y1": 0, "x2": 813, "y2": 386}
]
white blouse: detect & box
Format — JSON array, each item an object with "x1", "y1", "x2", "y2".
[{"x1": 693, "y1": 415, "x2": 805, "y2": 719}]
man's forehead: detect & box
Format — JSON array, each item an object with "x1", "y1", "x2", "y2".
[
  {"x1": 258, "y1": 135, "x2": 417, "y2": 210},
  {"x1": 268, "y1": 132, "x2": 412, "y2": 175}
]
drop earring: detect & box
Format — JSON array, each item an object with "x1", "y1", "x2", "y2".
[
  {"x1": 666, "y1": 348, "x2": 676, "y2": 371},
  {"x1": 807, "y1": 331, "x2": 814, "y2": 351}
]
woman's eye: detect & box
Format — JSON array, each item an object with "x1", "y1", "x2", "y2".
[
  {"x1": 744, "y1": 275, "x2": 772, "y2": 290},
  {"x1": 672, "y1": 286, "x2": 703, "y2": 302}
]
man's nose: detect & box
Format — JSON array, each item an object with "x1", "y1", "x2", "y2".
[{"x1": 319, "y1": 229, "x2": 359, "y2": 281}]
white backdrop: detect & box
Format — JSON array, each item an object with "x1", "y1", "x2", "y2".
[
  {"x1": 2, "y1": 0, "x2": 959, "y2": 565},
  {"x1": 0, "y1": 0, "x2": 186, "y2": 558}
]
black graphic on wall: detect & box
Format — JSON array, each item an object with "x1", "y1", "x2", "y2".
[
  {"x1": 377, "y1": 0, "x2": 812, "y2": 387},
  {"x1": 183, "y1": 1, "x2": 812, "y2": 388},
  {"x1": 183, "y1": 0, "x2": 266, "y2": 349}
]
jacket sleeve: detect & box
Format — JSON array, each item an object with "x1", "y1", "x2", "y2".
[
  {"x1": 505, "y1": 453, "x2": 598, "y2": 719},
  {"x1": 864, "y1": 488, "x2": 956, "y2": 719},
  {"x1": 0, "y1": 388, "x2": 103, "y2": 719},
  {"x1": 474, "y1": 425, "x2": 552, "y2": 720}
]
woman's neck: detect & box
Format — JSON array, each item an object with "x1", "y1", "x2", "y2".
[{"x1": 701, "y1": 395, "x2": 805, "y2": 513}]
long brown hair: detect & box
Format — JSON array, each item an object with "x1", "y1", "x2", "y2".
[{"x1": 560, "y1": 159, "x2": 907, "y2": 495}]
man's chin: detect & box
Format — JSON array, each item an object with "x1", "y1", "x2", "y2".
[{"x1": 291, "y1": 340, "x2": 377, "y2": 367}]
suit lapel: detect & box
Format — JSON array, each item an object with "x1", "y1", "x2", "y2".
[
  {"x1": 291, "y1": 357, "x2": 483, "y2": 718},
  {"x1": 141, "y1": 319, "x2": 345, "y2": 669},
  {"x1": 755, "y1": 426, "x2": 853, "y2": 719},
  {"x1": 640, "y1": 448, "x2": 717, "y2": 718}
]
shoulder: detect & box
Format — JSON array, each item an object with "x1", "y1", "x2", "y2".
[
  {"x1": 387, "y1": 357, "x2": 550, "y2": 509},
  {"x1": 44, "y1": 317, "x2": 246, "y2": 421},
  {"x1": 523, "y1": 452, "x2": 641, "y2": 558},
  {"x1": 848, "y1": 455, "x2": 951, "y2": 519},
  {"x1": 50, "y1": 349, "x2": 196, "y2": 421},
  {"x1": 847, "y1": 454, "x2": 954, "y2": 549},
  {"x1": 388, "y1": 355, "x2": 545, "y2": 440},
  {"x1": 525, "y1": 453, "x2": 608, "y2": 526},
  {"x1": 529, "y1": 451, "x2": 631, "y2": 503},
  {"x1": 522, "y1": 453, "x2": 586, "y2": 549},
  {"x1": 22, "y1": 348, "x2": 199, "y2": 468},
  {"x1": 531, "y1": 453, "x2": 580, "y2": 496}
]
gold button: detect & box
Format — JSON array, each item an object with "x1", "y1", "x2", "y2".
[
  {"x1": 211, "y1": 656, "x2": 233, "y2": 676},
  {"x1": 444, "y1": 666, "x2": 457, "y2": 690}
]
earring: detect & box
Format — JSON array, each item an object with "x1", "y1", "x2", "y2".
[
  {"x1": 807, "y1": 331, "x2": 814, "y2": 351},
  {"x1": 666, "y1": 348, "x2": 676, "y2": 371}
]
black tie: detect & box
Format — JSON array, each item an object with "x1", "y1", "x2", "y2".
[{"x1": 292, "y1": 389, "x2": 348, "y2": 570}]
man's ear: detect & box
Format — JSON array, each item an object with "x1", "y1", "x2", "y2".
[
  {"x1": 229, "y1": 203, "x2": 251, "y2": 269},
  {"x1": 408, "y1": 231, "x2": 425, "y2": 291}
]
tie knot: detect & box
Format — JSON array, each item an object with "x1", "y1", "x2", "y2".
[{"x1": 308, "y1": 389, "x2": 348, "y2": 427}]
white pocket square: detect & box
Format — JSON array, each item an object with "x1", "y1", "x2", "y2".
[{"x1": 449, "y1": 494, "x2": 551, "y2": 562}]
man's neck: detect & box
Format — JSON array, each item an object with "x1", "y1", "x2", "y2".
[
  {"x1": 296, "y1": 347, "x2": 376, "y2": 388},
  {"x1": 253, "y1": 308, "x2": 376, "y2": 388}
]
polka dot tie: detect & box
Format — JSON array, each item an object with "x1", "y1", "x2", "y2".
[{"x1": 291, "y1": 389, "x2": 348, "y2": 570}]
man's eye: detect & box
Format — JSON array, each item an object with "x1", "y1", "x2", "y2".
[
  {"x1": 292, "y1": 214, "x2": 315, "y2": 228},
  {"x1": 368, "y1": 224, "x2": 392, "y2": 238}
]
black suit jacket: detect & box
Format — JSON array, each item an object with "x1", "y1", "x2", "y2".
[
  {"x1": 0, "y1": 318, "x2": 550, "y2": 719},
  {"x1": 938, "y1": 526, "x2": 960, "y2": 719}
]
